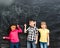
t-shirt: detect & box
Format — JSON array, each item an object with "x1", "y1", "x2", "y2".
[
  {"x1": 38, "y1": 28, "x2": 50, "y2": 42},
  {"x1": 27, "y1": 27, "x2": 38, "y2": 41}
]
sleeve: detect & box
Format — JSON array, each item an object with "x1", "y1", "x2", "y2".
[
  {"x1": 27, "y1": 27, "x2": 30, "y2": 31},
  {"x1": 36, "y1": 27, "x2": 38, "y2": 31},
  {"x1": 35, "y1": 28, "x2": 38, "y2": 36},
  {"x1": 5, "y1": 36, "x2": 10, "y2": 39},
  {"x1": 5, "y1": 33, "x2": 10, "y2": 39},
  {"x1": 17, "y1": 26, "x2": 22, "y2": 33},
  {"x1": 38, "y1": 29, "x2": 41, "y2": 36},
  {"x1": 38, "y1": 29, "x2": 40, "y2": 32},
  {"x1": 47, "y1": 29, "x2": 50, "y2": 33}
]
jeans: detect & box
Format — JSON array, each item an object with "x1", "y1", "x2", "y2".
[
  {"x1": 27, "y1": 41, "x2": 36, "y2": 48},
  {"x1": 40, "y1": 42, "x2": 47, "y2": 48},
  {"x1": 10, "y1": 42, "x2": 20, "y2": 48}
]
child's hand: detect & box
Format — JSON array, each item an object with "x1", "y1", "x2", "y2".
[
  {"x1": 24, "y1": 24, "x2": 27, "y2": 27},
  {"x1": 3, "y1": 37, "x2": 5, "y2": 39},
  {"x1": 47, "y1": 42, "x2": 49, "y2": 46},
  {"x1": 17, "y1": 25, "x2": 20, "y2": 27},
  {"x1": 35, "y1": 41, "x2": 37, "y2": 44}
]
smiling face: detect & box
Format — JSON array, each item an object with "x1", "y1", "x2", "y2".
[
  {"x1": 41, "y1": 22, "x2": 47, "y2": 29},
  {"x1": 10, "y1": 25, "x2": 16, "y2": 31}
]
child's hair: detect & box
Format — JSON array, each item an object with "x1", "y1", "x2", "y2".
[
  {"x1": 41, "y1": 21, "x2": 46, "y2": 25},
  {"x1": 8, "y1": 24, "x2": 17, "y2": 32},
  {"x1": 29, "y1": 19, "x2": 36, "y2": 22},
  {"x1": 41, "y1": 21, "x2": 47, "y2": 28},
  {"x1": 10, "y1": 24, "x2": 17, "y2": 27},
  {"x1": 29, "y1": 19, "x2": 36, "y2": 25}
]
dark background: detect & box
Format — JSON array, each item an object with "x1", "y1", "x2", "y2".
[{"x1": 0, "y1": 0, "x2": 60, "y2": 48}]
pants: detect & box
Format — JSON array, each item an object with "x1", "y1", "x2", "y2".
[
  {"x1": 10, "y1": 42, "x2": 20, "y2": 48},
  {"x1": 40, "y1": 42, "x2": 47, "y2": 48},
  {"x1": 27, "y1": 41, "x2": 36, "y2": 48}
]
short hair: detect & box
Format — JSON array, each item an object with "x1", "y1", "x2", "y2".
[{"x1": 29, "y1": 19, "x2": 36, "y2": 22}]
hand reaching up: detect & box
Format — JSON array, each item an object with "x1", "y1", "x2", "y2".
[
  {"x1": 24, "y1": 24, "x2": 27, "y2": 27},
  {"x1": 17, "y1": 25, "x2": 20, "y2": 27}
]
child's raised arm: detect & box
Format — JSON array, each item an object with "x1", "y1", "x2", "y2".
[
  {"x1": 24, "y1": 24, "x2": 27, "y2": 33},
  {"x1": 17, "y1": 25, "x2": 22, "y2": 33}
]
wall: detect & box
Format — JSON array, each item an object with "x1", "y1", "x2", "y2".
[{"x1": 0, "y1": 0, "x2": 60, "y2": 48}]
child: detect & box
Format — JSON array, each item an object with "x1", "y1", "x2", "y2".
[
  {"x1": 38, "y1": 21, "x2": 50, "y2": 48},
  {"x1": 24, "y1": 20, "x2": 38, "y2": 48},
  {"x1": 3, "y1": 24, "x2": 22, "y2": 48}
]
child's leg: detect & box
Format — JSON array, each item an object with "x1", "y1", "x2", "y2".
[
  {"x1": 32, "y1": 41, "x2": 36, "y2": 48},
  {"x1": 44, "y1": 43, "x2": 47, "y2": 48},
  {"x1": 10, "y1": 42, "x2": 14, "y2": 48},
  {"x1": 27, "y1": 41, "x2": 31, "y2": 48},
  {"x1": 15, "y1": 42, "x2": 19, "y2": 48},
  {"x1": 40, "y1": 42, "x2": 44, "y2": 48}
]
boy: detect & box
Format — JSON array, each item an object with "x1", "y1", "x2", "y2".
[{"x1": 24, "y1": 20, "x2": 38, "y2": 48}]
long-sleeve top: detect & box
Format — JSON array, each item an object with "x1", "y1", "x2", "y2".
[{"x1": 5, "y1": 26, "x2": 22, "y2": 43}]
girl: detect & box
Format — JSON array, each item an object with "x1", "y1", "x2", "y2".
[
  {"x1": 3, "y1": 24, "x2": 22, "y2": 48},
  {"x1": 38, "y1": 21, "x2": 50, "y2": 48}
]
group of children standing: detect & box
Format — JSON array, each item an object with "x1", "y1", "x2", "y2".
[{"x1": 3, "y1": 19, "x2": 50, "y2": 48}]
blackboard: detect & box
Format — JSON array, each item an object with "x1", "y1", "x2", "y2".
[{"x1": 0, "y1": 0, "x2": 60, "y2": 48}]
